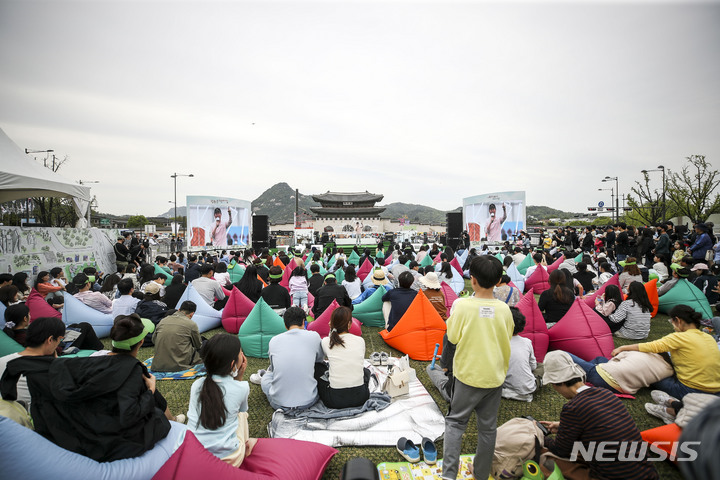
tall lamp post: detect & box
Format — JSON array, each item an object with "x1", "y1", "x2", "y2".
[
  {"x1": 641, "y1": 165, "x2": 666, "y2": 223},
  {"x1": 602, "y1": 176, "x2": 619, "y2": 223},
  {"x1": 171, "y1": 173, "x2": 194, "y2": 237},
  {"x1": 598, "y1": 188, "x2": 614, "y2": 220}
]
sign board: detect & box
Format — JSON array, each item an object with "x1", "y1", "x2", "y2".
[{"x1": 598, "y1": 201, "x2": 605, "y2": 208}]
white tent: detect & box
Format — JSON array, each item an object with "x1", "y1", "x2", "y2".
[{"x1": 0, "y1": 127, "x2": 91, "y2": 226}]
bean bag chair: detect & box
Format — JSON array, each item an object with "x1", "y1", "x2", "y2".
[
  {"x1": 658, "y1": 279, "x2": 713, "y2": 319},
  {"x1": 307, "y1": 300, "x2": 362, "y2": 338},
  {"x1": 227, "y1": 261, "x2": 245, "y2": 283},
  {"x1": 450, "y1": 257, "x2": 464, "y2": 277},
  {"x1": 517, "y1": 254, "x2": 534, "y2": 276},
  {"x1": 440, "y1": 281, "x2": 459, "y2": 318},
  {"x1": 524, "y1": 266, "x2": 550, "y2": 294},
  {"x1": 237, "y1": 298, "x2": 286, "y2": 358},
  {"x1": 334, "y1": 267, "x2": 345, "y2": 284},
  {"x1": 548, "y1": 299, "x2": 614, "y2": 361},
  {"x1": 455, "y1": 250, "x2": 468, "y2": 269},
  {"x1": 272, "y1": 256, "x2": 285, "y2": 268},
  {"x1": 0, "y1": 329, "x2": 24, "y2": 356},
  {"x1": 506, "y1": 263, "x2": 525, "y2": 293},
  {"x1": 515, "y1": 289, "x2": 550, "y2": 362},
  {"x1": 494, "y1": 253, "x2": 504, "y2": 262},
  {"x1": 357, "y1": 258, "x2": 374, "y2": 282},
  {"x1": 574, "y1": 252, "x2": 583, "y2": 263},
  {"x1": 154, "y1": 264, "x2": 173, "y2": 281},
  {"x1": 174, "y1": 285, "x2": 223, "y2": 333},
  {"x1": 221, "y1": 288, "x2": 256, "y2": 334},
  {"x1": 62, "y1": 292, "x2": 114, "y2": 338},
  {"x1": 641, "y1": 423, "x2": 682, "y2": 463},
  {"x1": 152, "y1": 430, "x2": 337, "y2": 480},
  {"x1": 583, "y1": 274, "x2": 621, "y2": 309},
  {"x1": 326, "y1": 255, "x2": 336, "y2": 269},
  {"x1": 306, "y1": 262, "x2": 327, "y2": 279},
  {"x1": 546, "y1": 256, "x2": 564, "y2": 273},
  {"x1": 0, "y1": 415, "x2": 187, "y2": 480},
  {"x1": 447, "y1": 265, "x2": 466, "y2": 295},
  {"x1": 279, "y1": 264, "x2": 293, "y2": 290},
  {"x1": 431, "y1": 252, "x2": 441, "y2": 263},
  {"x1": 419, "y1": 253, "x2": 434, "y2": 268},
  {"x1": 379, "y1": 290, "x2": 447, "y2": 360},
  {"x1": 645, "y1": 279, "x2": 659, "y2": 318},
  {"x1": 384, "y1": 255, "x2": 394, "y2": 267},
  {"x1": 347, "y1": 250, "x2": 361, "y2": 266},
  {"x1": 352, "y1": 285, "x2": 386, "y2": 327},
  {"x1": 0, "y1": 301, "x2": 5, "y2": 329},
  {"x1": 26, "y1": 288, "x2": 62, "y2": 319}
]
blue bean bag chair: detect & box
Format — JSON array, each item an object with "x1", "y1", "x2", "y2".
[
  {"x1": 0, "y1": 416, "x2": 187, "y2": 480},
  {"x1": 237, "y1": 298, "x2": 286, "y2": 358},
  {"x1": 506, "y1": 263, "x2": 525, "y2": 293},
  {"x1": 658, "y1": 279, "x2": 713, "y2": 319},
  {"x1": 62, "y1": 292, "x2": 114, "y2": 338},
  {"x1": 0, "y1": 301, "x2": 6, "y2": 329},
  {"x1": 174, "y1": 285, "x2": 223, "y2": 333}
]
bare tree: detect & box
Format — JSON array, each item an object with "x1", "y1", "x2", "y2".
[
  {"x1": 626, "y1": 171, "x2": 664, "y2": 225},
  {"x1": 666, "y1": 155, "x2": 720, "y2": 223},
  {"x1": 30, "y1": 154, "x2": 80, "y2": 227}
]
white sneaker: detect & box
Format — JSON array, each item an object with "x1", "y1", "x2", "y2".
[
  {"x1": 645, "y1": 403, "x2": 675, "y2": 424},
  {"x1": 175, "y1": 414, "x2": 187, "y2": 424},
  {"x1": 249, "y1": 369, "x2": 266, "y2": 385},
  {"x1": 650, "y1": 390, "x2": 678, "y2": 407}
]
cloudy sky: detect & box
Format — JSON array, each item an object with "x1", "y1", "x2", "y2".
[{"x1": 1, "y1": 0, "x2": 718, "y2": 217}]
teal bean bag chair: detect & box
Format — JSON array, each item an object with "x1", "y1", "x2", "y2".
[
  {"x1": 227, "y1": 261, "x2": 245, "y2": 283},
  {"x1": 347, "y1": 250, "x2": 360, "y2": 266},
  {"x1": 237, "y1": 298, "x2": 286, "y2": 358},
  {"x1": 0, "y1": 330, "x2": 24, "y2": 356},
  {"x1": 517, "y1": 253, "x2": 534, "y2": 276},
  {"x1": 154, "y1": 264, "x2": 173, "y2": 281},
  {"x1": 419, "y1": 254, "x2": 434, "y2": 268},
  {"x1": 352, "y1": 285, "x2": 386, "y2": 327},
  {"x1": 657, "y1": 279, "x2": 713, "y2": 319}
]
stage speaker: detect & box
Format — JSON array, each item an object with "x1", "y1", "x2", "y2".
[
  {"x1": 439, "y1": 235, "x2": 447, "y2": 245},
  {"x1": 446, "y1": 211, "x2": 463, "y2": 238},
  {"x1": 252, "y1": 215, "x2": 269, "y2": 248},
  {"x1": 268, "y1": 237, "x2": 277, "y2": 249}
]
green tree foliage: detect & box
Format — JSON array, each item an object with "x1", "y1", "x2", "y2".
[
  {"x1": 666, "y1": 155, "x2": 720, "y2": 223},
  {"x1": 126, "y1": 215, "x2": 149, "y2": 228}
]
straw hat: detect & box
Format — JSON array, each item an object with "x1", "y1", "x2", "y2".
[
  {"x1": 371, "y1": 269, "x2": 389, "y2": 286},
  {"x1": 419, "y1": 272, "x2": 442, "y2": 289}
]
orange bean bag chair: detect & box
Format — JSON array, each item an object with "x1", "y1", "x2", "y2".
[
  {"x1": 221, "y1": 287, "x2": 255, "y2": 334},
  {"x1": 524, "y1": 266, "x2": 550, "y2": 294},
  {"x1": 645, "y1": 278, "x2": 659, "y2": 318},
  {"x1": 272, "y1": 256, "x2": 285, "y2": 268},
  {"x1": 641, "y1": 423, "x2": 682, "y2": 462},
  {"x1": 515, "y1": 288, "x2": 550, "y2": 362},
  {"x1": 306, "y1": 299, "x2": 362, "y2": 338},
  {"x1": 548, "y1": 298, "x2": 615, "y2": 361},
  {"x1": 379, "y1": 290, "x2": 446, "y2": 360},
  {"x1": 583, "y1": 273, "x2": 621, "y2": 308}
]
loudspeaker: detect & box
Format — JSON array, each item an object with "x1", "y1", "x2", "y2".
[
  {"x1": 321, "y1": 232, "x2": 329, "y2": 243},
  {"x1": 446, "y1": 211, "x2": 463, "y2": 238},
  {"x1": 252, "y1": 215, "x2": 269, "y2": 248},
  {"x1": 439, "y1": 235, "x2": 447, "y2": 245}
]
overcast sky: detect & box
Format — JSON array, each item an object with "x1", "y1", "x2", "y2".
[{"x1": 1, "y1": 0, "x2": 718, "y2": 218}]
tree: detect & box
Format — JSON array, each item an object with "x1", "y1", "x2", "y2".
[
  {"x1": 126, "y1": 215, "x2": 148, "y2": 228},
  {"x1": 625, "y1": 171, "x2": 667, "y2": 226},
  {"x1": 666, "y1": 155, "x2": 720, "y2": 223},
  {"x1": 28, "y1": 154, "x2": 81, "y2": 227}
]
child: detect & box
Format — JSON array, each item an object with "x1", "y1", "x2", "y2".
[
  {"x1": 652, "y1": 254, "x2": 669, "y2": 283},
  {"x1": 442, "y1": 255, "x2": 514, "y2": 480},
  {"x1": 501, "y1": 307, "x2": 537, "y2": 402},
  {"x1": 671, "y1": 241, "x2": 686, "y2": 265},
  {"x1": 341, "y1": 266, "x2": 363, "y2": 301},
  {"x1": 188, "y1": 334, "x2": 257, "y2": 466},
  {"x1": 573, "y1": 262, "x2": 596, "y2": 295},
  {"x1": 213, "y1": 262, "x2": 230, "y2": 288},
  {"x1": 493, "y1": 274, "x2": 520, "y2": 307},
  {"x1": 595, "y1": 284, "x2": 623, "y2": 319},
  {"x1": 289, "y1": 266, "x2": 309, "y2": 312}
]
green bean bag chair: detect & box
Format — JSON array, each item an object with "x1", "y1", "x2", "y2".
[
  {"x1": 347, "y1": 250, "x2": 360, "y2": 266},
  {"x1": 517, "y1": 253, "x2": 534, "y2": 276},
  {"x1": 154, "y1": 264, "x2": 173, "y2": 281},
  {"x1": 352, "y1": 285, "x2": 386, "y2": 327},
  {"x1": 237, "y1": 298, "x2": 286, "y2": 358},
  {"x1": 227, "y1": 261, "x2": 245, "y2": 283},
  {"x1": 419, "y1": 253, "x2": 434, "y2": 268},
  {"x1": 657, "y1": 279, "x2": 713, "y2": 319},
  {"x1": 0, "y1": 330, "x2": 23, "y2": 357}
]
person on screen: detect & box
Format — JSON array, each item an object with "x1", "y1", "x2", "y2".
[
  {"x1": 211, "y1": 207, "x2": 232, "y2": 247},
  {"x1": 485, "y1": 203, "x2": 507, "y2": 242}
]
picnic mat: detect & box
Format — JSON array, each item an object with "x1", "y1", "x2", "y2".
[
  {"x1": 268, "y1": 360, "x2": 445, "y2": 447},
  {"x1": 377, "y1": 454, "x2": 479, "y2": 480},
  {"x1": 142, "y1": 357, "x2": 207, "y2": 380}
]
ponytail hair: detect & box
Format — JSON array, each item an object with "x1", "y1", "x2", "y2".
[
  {"x1": 197, "y1": 334, "x2": 242, "y2": 430},
  {"x1": 549, "y1": 269, "x2": 573, "y2": 304},
  {"x1": 668, "y1": 305, "x2": 703, "y2": 328},
  {"x1": 626, "y1": 281, "x2": 652, "y2": 313},
  {"x1": 328, "y1": 306, "x2": 352, "y2": 349}
]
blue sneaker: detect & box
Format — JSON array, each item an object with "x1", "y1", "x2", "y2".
[
  {"x1": 396, "y1": 437, "x2": 421, "y2": 463},
  {"x1": 421, "y1": 437, "x2": 437, "y2": 465}
]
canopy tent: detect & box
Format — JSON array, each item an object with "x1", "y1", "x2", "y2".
[{"x1": 0, "y1": 127, "x2": 91, "y2": 226}]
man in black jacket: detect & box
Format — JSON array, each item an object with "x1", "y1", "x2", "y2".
[
  {"x1": 307, "y1": 263, "x2": 325, "y2": 298},
  {"x1": 114, "y1": 236, "x2": 131, "y2": 272},
  {"x1": 312, "y1": 274, "x2": 352, "y2": 318},
  {"x1": 184, "y1": 255, "x2": 202, "y2": 283}
]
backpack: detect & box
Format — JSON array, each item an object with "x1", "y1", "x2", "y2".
[{"x1": 492, "y1": 417, "x2": 545, "y2": 480}]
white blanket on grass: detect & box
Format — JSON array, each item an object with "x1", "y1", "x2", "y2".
[{"x1": 267, "y1": 364, "x2": 446, "y2": 447}]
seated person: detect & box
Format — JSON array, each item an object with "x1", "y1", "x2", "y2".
[
  {"x1": 419, "y1": 272, "x2": 447, "y2": 319},
  {"x1": 260, "y1": 266, "x2": 291, "y2": 312},
  {"x1": 573, "y1": 262, "x2": 596, "y2": 294},
  {"x1": 140, "y1": 273, "x2": 167, "y2": 297},
  {"x1": 523, "y1": 252, "x2": 547, "y2": 281},
  {"x1": 618, "y1": 257, "x2": 643, "y2": 295},
  {"x1": 235, "y1": 264, "x2": 263, "y2": 303},
  {"x1": 501, "y1": 307, "x2": 537, "y2": 402},
  {"x1": 691, "y1": 263, "x2": 719, "y2": 305},
  {"x1": 72, "y1": 273, "x2": 112, "y2": 314},
  {"x1": 592, "y1": 261, "x2": 614, "y2": 289},
  {"x1": 191, "y1": 264, "x2": 226, "y2": 309},
  {"x1": 0, "y1": 315, "x2": 174, "y2": 461},
  {"x1": 135, "y1": 282, "x2": 170, "y2": 326},
  {"x1": 256, "y1": 307, "x2": 324, "y2": 410},
  {"x1": 307, "y1": 263, "x2": 325, "y2": 298},
  {"x1": 112, "y1": 278, "x2": 141, "y2": 318},
  {"x1": 162, "y1": 274, "x2": 187, "y2": 310},
  {"x1": 382, "y1": 271, "x2": 418, "y2": 331},
  {"x1": 152, "y1": 301, "x2": 202, "y2": 372},
  {"x1": 34, "y1": 271, "x2": 64, "y2": 300},
  {"x1": 188, "y1": 334, "x2": 257, "y2": 466},
  {"x1": 312, "y1": 274, "x2": 352, "y2": 319},
  {"x1": 538, "y1": 351, "x2": 658, "y2": 479},
  {"x1": 353, "y1": 269, "x2": 393, "y2": 305},
  {"x1": 605, "y1": 281, "x2": 653, "y2": 339},
  {"x1": 3, "y1": 304, "x2": 30, "y2": 347},
  {"x1": 492, "y1": 274, "x2": 520, "y2": 307},
  {"x1": 557, "y1": 251, "x2": 578, "y2": 275},
  {"x1": 657, "y1": 264, "x2": 690, "y2": 297},
  {"x1": 537, "y1": 270, "x2": 574, "y2": 327},
  {"x1": 652, "y1": 254, "x2": 670, "y2": 283},
  {"x1": 314, "y1": 307, "x2": 371, "y2": 409}
]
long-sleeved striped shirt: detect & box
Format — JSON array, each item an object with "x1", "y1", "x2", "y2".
[
  {"x1": 545, "y1": 387, "x2": 658, "y2": 480},
  {"x1": 609, "y1": 300, "x2": 651, "y2": 340}
]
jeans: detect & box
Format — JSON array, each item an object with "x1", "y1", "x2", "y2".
[
  {"x1": 566, "y1": 353, "x2": 620, "y2": 394},
  {"x1": 650, "y1": 376, "x2": 720, "y2": 400},
  {"x1": 292, "y1": 291, "x2": 308, "y2": 309}
]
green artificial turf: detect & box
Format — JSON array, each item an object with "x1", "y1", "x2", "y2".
[{"x1": 116, "y1": 281, "x2": 685, "y2": 480}]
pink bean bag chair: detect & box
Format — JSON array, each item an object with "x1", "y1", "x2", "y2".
[
  {"x1": 357, "y1": 258, "x2": 373, "y2": 282},
  {"x1": 440, "y1": 281, "x2": 459, "y2": 318},
  {"x1": 524, "y1": 266, "x2": 550, "y2": 294},
  {"x1": 546, "y1": 256, "x2": 563, "y2": 273},
  {"x1": 221, "y1": 287, "x2": 256, "y2": 334},
  {"x1": 548, "y1": 298, "x2": 614, "y2": 361},
  {"x1": 306, "y1": 299, "x2": 362, "y2": 338},
  {"x1": 450, "y1": 257, "x2": 464, "y2": 276},
  {"x1": 26, "y1": 288, "x2": 62, "y2": 319},
  {"x1": 515, "y1": 289, "x2": 550, "y2": 362},
  {"x1": 583, "y1": 274, "x2": 620, "y2": 309}
]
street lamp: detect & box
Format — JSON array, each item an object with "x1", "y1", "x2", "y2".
[
  {"x1": 171, "y1": 173, "x2": 194, "y2": 236},
  {"x1": 602, "y1": 176, "x2": 619, "y2": 223},
  {"x1": 598, "y1": 188, "x2": 614, "y2": 219},
  {"x1": 641, "y1": 165, "x2": 666, "y2": 223},
  {"x1": 24, "y1": 148, "x2": 53, "y2": 155}
]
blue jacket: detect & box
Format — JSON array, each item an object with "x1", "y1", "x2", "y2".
[{"x1": 689, "y1": 233, "x2": 713, "y2": 260}]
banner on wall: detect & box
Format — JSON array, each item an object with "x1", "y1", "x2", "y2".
[
  {"x1": 0, "y1": 227, "x2": 118, "y2": 279},
  {"x1": 463, "y1": 191, "x2": 526, "y2": 243},
  {"x1": 186, "y1": 196, "x2": 251, "y2": 249}
]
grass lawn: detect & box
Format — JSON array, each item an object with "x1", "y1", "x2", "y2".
[{"x1": 114, "y1": 281, "x2": 685, "y2": 480}]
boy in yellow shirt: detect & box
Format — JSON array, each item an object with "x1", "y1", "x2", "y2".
[{"x1": 442, "y1": 256, "x2": 514, "y2": 480}]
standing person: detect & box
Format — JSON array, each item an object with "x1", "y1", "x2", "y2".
[
  {"x1": 615, "y1": 223, "x2": 630, "y2": 262},
  {"x1": 211, "y1": 207, "x2": 232, "y2": 247},
  {"x1": 114, "y1": 236, "x2": 131, "y2": 272},
  {"x1": 442, "y1": 256, "x2": 514, "y2": 480},
  {"x1": 688, "y1": 223, "x2": 713, "y2": 262},
  {"x1": 485, "y1": 203, "x2": 507, "y2": 242}
]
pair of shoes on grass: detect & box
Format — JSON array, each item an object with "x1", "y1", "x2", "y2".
[
  {"x1": 645, "y1": 390, "x2": 679, "y2": 424},
  {"x1": 396, "y1": 437, "x2": 436, "y2": 464},
  {"x1": 370, "y1": 352, "x2": 389, "y2": 366}
]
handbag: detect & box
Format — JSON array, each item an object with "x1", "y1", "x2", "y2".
[{"x1": 382, "y1": 355, "x2": 414, "y2": 398}]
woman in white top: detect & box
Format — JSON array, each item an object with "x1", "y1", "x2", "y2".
[
  {"x1": 618, "y1": 257, "x2": 643, "y2": 294},
  {"x1": 341, "y1": 266, "x2": 363, "y2": 300},
  {"x1": 315, "y1": 306, "x2": 370, "y2": 409}
]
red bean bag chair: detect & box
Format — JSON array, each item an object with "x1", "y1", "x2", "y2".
[
  {"x1": 384, "y1": 255, "x2": 394, "y2": 267},
  {"x1": 524, "y1": 266, "x2": 550, "y2": 294},
  {"x1": 546, "y1": 256, "x2": 563, "y2": 273},
  {"x1": 152, "y1": 431, "x2": 337, "y2": 480},
  {"x1": 440, "y1": 281, "x2": 459, "y2": 318},
  {"x1": 434, "y1": 253, "x2": 443, "y2": 263},
  {"x1": 379, "y1": 290, "x2": 446, "y2": 360},
  {"x1": 515, "y1": 289, "x2": 550, "y2": 362},
  {"x1": 221, "y1": 286, "x2": 233, "y2": 297},
  {"x1": 583, "y1": 274, "x2": 621, "y2": 309},
  {"x1": 548, "y1": 299, "x2": 614, "y2": 361},
  {"x1": 645, "y1": 278, "x2": 659, "y2": 318},
  {"x1": 279, "y1": 263, "x2": 293, "y2": 290},
  {"x1": 221, "y1": 288, "x2": 255, "y2": 334},
  {"x1": 357, "y1": 258, "x2": 373, "y2": 282},
  {"x1": 26, "y1": 288, "x2": 61, "y2": 319},
  {"x1": 641, "y1": 423, "x2": 682, "y2": 463},
  {"x1": 306, "y1": 299, "x2": 362, "y2": 338}
]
